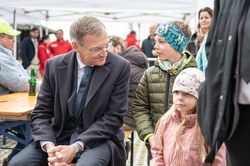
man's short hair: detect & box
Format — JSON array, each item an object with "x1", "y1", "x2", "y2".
[
  {"x1": 56, "y1": 29, "x2": 63, "y2": 34},
  {"x1": 130, "y1": 30, "x2": 136, "y2": 36},
  {"x1": 30, "y1": 27, "x2": 39, "y2": 32},
  {"x1": 70, "y1": 16, "x2": 106, "y2": 44},
  {"x1": 108, "y1": 35, "x2": 125, "y2": 52}
]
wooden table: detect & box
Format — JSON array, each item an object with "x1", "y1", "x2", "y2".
[
  {"x1": 0, "y1": 92, "x2": 37, "y2": 120},
  {"x1": 0, "y1": 92, "x2": 37, "y2": 147}
]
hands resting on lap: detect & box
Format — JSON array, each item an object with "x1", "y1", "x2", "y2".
[{"x1": 45, "y1": 143, "x2": 78, "y2": 166}]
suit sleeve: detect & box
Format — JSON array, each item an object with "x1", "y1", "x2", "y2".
[
  {"x1": 30, "y1": 59, "x2": 57, "y2": 144},
  {"x1": 205, "y1": 0, "x2": 220, "y2": 59}
]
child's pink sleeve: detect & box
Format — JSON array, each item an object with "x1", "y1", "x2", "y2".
[
  {"x1": 211, "y1": 143, "x2": 227, "y2": 166},
  {"x1": 150, "y1": 119, "x2": 165, "y2": 166}
]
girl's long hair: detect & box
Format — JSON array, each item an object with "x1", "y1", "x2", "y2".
[{"x1": 154, "y1": 105, "x2": 207, "y2": 161}]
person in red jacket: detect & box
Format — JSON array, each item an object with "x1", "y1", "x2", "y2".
[
  {"x1": 38, "y1": 35, "x2": 51, "y2": 76},
  {"x1": 49, "y1": 29, "x2": 72, "y2": 56},
  {"x1": 124, "y1": 30, "x2": 141, "y2": 50}
]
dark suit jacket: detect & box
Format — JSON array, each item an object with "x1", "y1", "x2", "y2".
[
  {"x1": 20, "y1": 36, "x2": 35, "y2": 69},
  {"x1": 31, "y1": 50, "x2": 130, "y2": 166}
]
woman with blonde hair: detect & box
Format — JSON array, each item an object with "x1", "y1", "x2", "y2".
[{"x1": 150, "y1": 68, "x2": 226, "y2": 166}]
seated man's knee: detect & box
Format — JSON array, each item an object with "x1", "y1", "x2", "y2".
[
  {"x1": 76, "y1": 142, "x2": 111, "y2": 166},
  {"x1": 9, "y1": 142, "x2": 48, "y2": 166}
]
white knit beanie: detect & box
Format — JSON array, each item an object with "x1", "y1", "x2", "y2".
[{"x1": 172, "y1": 68, "x2": 205, "y2": 99}]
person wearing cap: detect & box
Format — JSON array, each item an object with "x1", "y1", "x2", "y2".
[
  {"x1": 20, "y1": 27, "x2": 40, "y2": 78},
  {"x1": 150, "y1": 68, "x2": 226, "y2": 166},
  {"x1": 0, "y1": 19, "x2": 29, "y2": 95},
  {"x1": 0, "y1": 18, "x2": 28, "y2": 166},
  {"x1": 132, "y1": 20, "x2": 197, "y2": 165}
]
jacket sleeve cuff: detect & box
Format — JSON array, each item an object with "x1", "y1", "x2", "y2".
[{"x1": 144, "y1": 133, "x2": 154, "y2": 143}]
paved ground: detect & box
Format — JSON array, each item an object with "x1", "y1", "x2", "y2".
[
  {"x1": 126, "y1": 132, "x2": 147, "y2": 166},
  {"x1": 0, "y1": 132, "x2": 147, "y2": 166},
  {"x1": 0, "y1": 134, "x2": 17, "y2": 165}
]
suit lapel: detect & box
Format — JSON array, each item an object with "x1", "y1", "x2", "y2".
[
  {"x1": 85, "y1": 57, "x2": 111, "y2": 106},
  {"x1": 57, "y1": 51, "x2": 76, "y2": 116}
]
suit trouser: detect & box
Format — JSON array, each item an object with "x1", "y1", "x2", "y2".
[
  {"x1": 8, "y1": 141, "x2": 111, "y2": 166},
  {"x1": 225, "y1": 104, "x2": 250, "y2": 166}
]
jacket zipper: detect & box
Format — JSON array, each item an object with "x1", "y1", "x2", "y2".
[{"x1": 164, "y1": 73, "x2": 170, "y2": 112}]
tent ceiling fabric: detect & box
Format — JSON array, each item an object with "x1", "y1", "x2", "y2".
[
  {"x1": 1, "y1": 0, "x2": 197, "y2": 23},
  {"x1": 0, "y1": 8, "x2": 40, "y2": 24}
]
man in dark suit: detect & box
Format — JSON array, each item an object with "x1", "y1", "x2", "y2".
[
  {"x1": 20, "y1": 27, "x2": 40, "y2": 77},
  {"x1": 9, "y1": 16, "x2": 130, "y2": 166}
]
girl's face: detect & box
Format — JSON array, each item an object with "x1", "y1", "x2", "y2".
[
  {"x1": 173, "y1": 90, "x2": 197, "y2": 116},
  {"x1": 199, "y1": 11, "x2": 212, "y2": 30},
  {"x1": 154, "y1": 34, "x2": 181, "y2": 63}
]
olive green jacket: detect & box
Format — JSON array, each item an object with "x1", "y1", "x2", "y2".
[{"x1": 132, "y1": 52, "x2": 197, "y2": 142}]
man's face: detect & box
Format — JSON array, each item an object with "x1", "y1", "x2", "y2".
[
  {"x1": 30, "y1": 30, "x2": 39, "y2": 39},
  {"x1": 0, "y1": 34, "x2": 15, "y2": 51},
  {"x1": 149, "y1": 25, "x2": 157, "y2": 36},
  {"x1": 73, "y1": 30, "x2": 109, "y2": 66},
  {"x1": 56, "y1": 30, "x2": 64, "y2": 41}
]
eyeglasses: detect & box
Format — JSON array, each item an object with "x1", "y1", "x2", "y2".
[{"x1": 79, "y1": 41, "x2": 112, "y2": 55}]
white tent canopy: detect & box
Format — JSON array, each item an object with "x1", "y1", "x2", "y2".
[
  {"x1": 0, "y1": 0, "x2": 198, "y2": 23},
  {"x1": 0, "y1": 8, "x2": 39, "y2": 24}
]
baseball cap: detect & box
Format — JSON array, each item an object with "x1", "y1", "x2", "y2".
[{"x1": 0, "y1": 19, "x2": 21, "y2": 36}]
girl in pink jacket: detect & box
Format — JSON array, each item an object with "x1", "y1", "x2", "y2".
[{"x1": 150, "y1": 68, "x2": 226, "y2": 166}]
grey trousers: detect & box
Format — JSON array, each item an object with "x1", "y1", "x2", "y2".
[{"x1": 9, "y1": 141, "x2": 111, "y2": 166}]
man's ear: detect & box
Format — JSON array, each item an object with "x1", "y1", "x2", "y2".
[{"x1": 72, "y1": 42, "x2": 79, "y2": 53}]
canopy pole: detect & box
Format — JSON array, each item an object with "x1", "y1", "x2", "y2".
[
  {"x1": 138, "y1": 23, "x2": 141, "y2": 46},
  {"x1": 45, "y1": 10, "x2": 49, "y2": 35},
  {"x1": 39, "y1": 24, "x2": 43, "y2": 40},
  {"x1": 13, "y1": 8, "x2": 17, "y2": 59}
]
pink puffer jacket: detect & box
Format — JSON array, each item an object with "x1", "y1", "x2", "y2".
[{"x1": 150, "y1": 110, "x2": 226, "y2": 166}]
